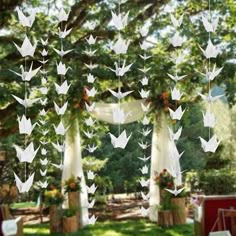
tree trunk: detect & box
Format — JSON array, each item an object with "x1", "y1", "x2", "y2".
[
  {"x1": 68, "y1": 191, "x2": 80, "y2": 229},
  {"x1": 170, "y1": 197, "x2": 186, "y2": 225},
  {"x1": 49, "y1": 205, "x2": 62, "y2": 233},
  {"x1": 158, "y1": 210, "x2": 173, "y2": 227},
  {"x1": 63, "y1": 215, "x2": 78, "y2": 233}
]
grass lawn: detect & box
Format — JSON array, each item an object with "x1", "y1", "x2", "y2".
[{"x1": 24, "y1": 219, "x2": 194, "y2": 236}]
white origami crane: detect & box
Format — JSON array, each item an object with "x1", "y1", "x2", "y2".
[
  {"x1": 41, "y1": 77, "x2": 47, "y2": 85},
  {"x1": 41, "y1": 148, "x2": 47, "y2": 156},
  {"x1": 139, "y1": 89, "x2": 150, "y2": 98},
  {"x1": 38, "y1": 180, "x2": 48, "y2": 189},
  {"x1": 86, "y1": 144, "x2": 98, "y2": 153},
  {"x1": 38, "y1": 119, "x2": 46, "y2": 126},
  {"x1": 165, "y1": 185, "x2": 185, "y2": 196},
  {"x1": 199, "y1": 39, "x2": 219, "y2": 59},
  {"x1": 40, "y1": 38, "x2": 48, "y2": 46},
  {"x1": 12, "y1": 95, "x2": 39, "y2": 108},
  {"x1": 141, "y1": 116, "x2": 150, "y2": 125},
  {"x1": 16, "y1": 8, "x2": 36, "y2": 28},
  {"x1": 140, "y1": 41, "x2": 150, "y2": 51},
  {"x1": 40, "y1": 98, "x2": 47, "y2": 106},
  {"x1": 57, "y1": 26, "x2": 72, "y2": 38},
  {"x1": 53, "y1": 121, "x2": 70, "y2": 136},
  {"x1": 139, "y1": 178, "x2": 149, "y2": 187},
  {"x1": 173, "y1": 151, "x2": 185, "y2": 161},
  {"x1": 87, "y1": 170, "x2": 97, "y2": 180},
  {"x1": 52, "y1": 141, "x2": 65, "y2": 153},
  {"x1": 14, "y1": 36, "x2": 37, "y2": 57},
  {"x1": 138, "y1": 142, "x2": 150, "y2": 150},
  {"x1": 170, "y1": 13, "x2": 184, "y2": 28},
  {"x1": 170, "y1": 33, "x2": 184, "y2": 47},
  {"x1": 18, "y1": 115, "x2": 37, "y2": 135},
  {"x1": 198, "y1": 91, "x2": 223, "y2": 103},
  {"x1": 139, "y1": 25, "x2": 149, "y2": 37},
  {"x1": 85, "y1": 102, "x2": 96, "y2": 112},
  {"x1": 202, "y1": 110, "x2": 216, "y2": 128},
  {"x1": 57, "y1": 8, "x2": 70, "y2": 22},
  {"x1": 140, "y1": 206, "x2": 149, "y2": 216},
  {"x1": 52, "y1": 161, "x2": 63, "y2": 170},
  {"x1": 139, "y1": 54, "x2": 152, "y2": 60},
  {"x1": 84, "y1": 62, "x2": 98, "y2": 70},
  {"x1": 112, "y1": 36, "x2": 130, "y2": 54},
  {"x1": 53, "y1": 45, "x2": 73, "y2": 57},
  {"x1": 86, "y1": 184, "x2": 97, "y2": 194},
  {"x1": 202, "y1": 16, "x2": 219, "y2": 33},
  {"x1": 204, "y1": 65, "x2": 223, "y2": 81},
  {"x1": 138, "y1": 67, "x2": 151, "y2": 74},
  {"x1": 56, "y1": 62, "x2": 71, "y2": 76},
  {"x1": 141, "y1": 192, "x2": 150, "y2": 201},
  {"x1": 41, "y1": 129, "x2": 49, "y2": 136},
  {"x1": 167, "y1": 73, "x2": 187, "y2": 82},
  {"x1": 14, "y1": 142, "x2": 39, "y2": 163},
  {"x1": 87, "y1": 199, "x2": 96, "y2": 208},
  {"x1": 39, "y1": 87, "x2": 48, "y2": 95},
  {"x1": 139, "y1": 128, "x2": 152, "y2": 137},
  {"x1": 171, "y1": 86, "x2": 184, "y2": 101},
  {"x1": 54, "y1": 101, "x2": 68, "y2": 115},
  {"x1": 111, "y1": 11, "x2": 129, "y2": 30},
  {"x1": 55, "y1": 80, "x2": 71, "y2": 95},
  {"x1": 40, "y1": 69, "x2": 48, "y2": 75},
  {"x1": 85, "y1": 117, "x2": 96, "y2": 126},
  {"x1": 108, "y1": 89, "x2": 133, "y2": 99},
  {"x1": 109, "y1": 60, "x2": 133, "y2": 77},
  {"x1": 84, "y1": 21, "x2": 96, "y2": 30},
  {"x1": 171, "y1": 53, "x2": 185, "y2": 65},
  {"x1": 86, "y1": 35, "x2": 97, "y2": 45},
  {"x1": 14, "y1": 172, "x2": 35, "y2": 193},
  {"x1": 109, "y1": 130, "x2": 132, "y2": 149},
  {"x1": 40, "y1": 49, "x2": 48, "y2": 57},
  {"x1": 83, "y1": 130, "x2": 95, "y2": 139},
  {"x1": 40, "y1": 169, "x2": 47, "y2": 176},
  {"x1": 40, "y1": 158, "x2": 48, "y2": 166},
  {"x1": 83, "y1": 49, "x2": 97, "y2": 57},
  {"x1": 88, "y1": 215, "x2": 98, "y2": 225},
  {"x1": 139, "y1": 165, "x2": 149, "y2": 175},
  {"x1": 87, "y1": 73, "x2": 96, "y2": 83},
  {"x1": 10, "y1": 62, "x2": 41, "y2": 81},
  {"x1": 39, "y1": 59, "x2": 48, "y2": 65},
  {"x1": 85, "y1": 87, "x2": 97, "y2": 97},
  {"x1": 141, "y1": 103, "x2": 151, "y2": 112},
  {"x1": 169, "y1": 106, "x2": 185, "y2": 120},
  {"x1": 168, "y1": 126, "x2": 182, "y2": 141},
  {"x1": 40, "y1": 141, "x2": 48, "y2": 145},
  {"x1": 112, "y1": 107, "x2": 130, "y2": 124},
  {"x1": 137, "y1": 155, "x2": 151, "y2": 162},
  {"x1": 140, "y1": 76, "x2": 149, "y2": 86},
  {"x1": 199, "y1": 135, "x2": 220, "y2": 153}
]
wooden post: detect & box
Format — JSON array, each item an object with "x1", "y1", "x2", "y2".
[
  {"x1": 170, "y1": 197, "x2": 186, "y2": 225},
  {"x1": 63, "y1": 215, "x2": 78, "y2": 233},
  {"x1": 49, "y1": 205, "x2": 62, "y2": 233},
  {"x1": 68, "y1": 191, "x2": 80, "y2": 229},
  {"x1": 158, "y1": 210, "x2": 174, "y2": 227}
]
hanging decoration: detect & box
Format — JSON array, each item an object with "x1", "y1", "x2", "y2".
[
  {"x1": 11, "y1": 8, "x2": 40, "y2": 193},
  {"x1": 198, "y1": 0, "x2": 222, "y2": 153}
]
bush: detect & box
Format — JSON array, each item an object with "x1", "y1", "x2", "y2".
[{"x1": 186, "y1": 169, "x2": 236, "y2": 195}]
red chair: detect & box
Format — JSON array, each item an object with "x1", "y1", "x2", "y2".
[{"x1": 194, "y1": 195, "x2": 236, "y2": 236}]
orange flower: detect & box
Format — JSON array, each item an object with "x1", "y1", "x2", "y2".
[
  {"x1": 50, "y1": 184, "x2": 55, "y2": 190},
  {"x1": 69, "y1": 182, "x2": 76, "y2": 189},
  {"x1": 162, "y1": 92, "x2": 169, "y2": 99}
]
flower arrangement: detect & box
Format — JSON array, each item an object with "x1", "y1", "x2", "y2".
[
  {"x1": 154, "y1": 169, "x2": 174, "y2": 189},
  {"x1": 63, "y1": 175, "x2": 81, "y2": 193},
  {"x1": 44, "y1": 188, "x2": 64, "y2": 206}
]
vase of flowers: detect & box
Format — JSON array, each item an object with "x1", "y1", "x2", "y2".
[
  {"x1": 62, "y1": 209, "x2": 78, "y2": 233},
  {"x1": 44, "y1": 188, "x2": 64, "y2": 233},
  {"x1": 64, "y1": 175, "x2": 82, "y2": 229},
  {"x1": 154, "y1": 169, "x2": 174, "y2": 204}
]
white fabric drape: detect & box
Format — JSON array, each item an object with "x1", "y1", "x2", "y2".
[
  {"x1": 62, "y1": 120, "x2": 89, "y2": 226},
  {"x1": 89, "y1": 99, "x2": 146, "y2": 124},
  {"x1": 149, "y1": 112, "x2": 182, "y2": 221}
]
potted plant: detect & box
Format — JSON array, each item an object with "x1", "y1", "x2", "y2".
[
  {"x1": 62, "y1": 209, "x2": 78, "y2": 233},
  {"x1": 44, "y1": 187, "x2": 64, "y2": 233},
  {"x1": 154, "y1": 169, "x2": 174, "y2": 204},
  {"x1": 169, "y1": 185, "x2": 187, "y2": 225},
  {"x1": 63, "y1": 175, "x2": 82, "y2": 229},
  {"x1": 157, "y1": 192, "x2": 173, "y2": 228}
]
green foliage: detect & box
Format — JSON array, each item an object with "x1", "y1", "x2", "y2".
[{"x1": 62, "y1": 208, "x2": 76, "y2": 218}]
